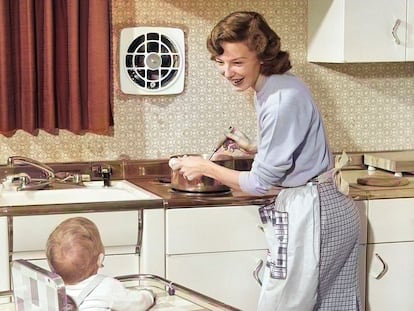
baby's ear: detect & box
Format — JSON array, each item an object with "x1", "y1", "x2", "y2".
[
  {"x1": 97, "y1": 253, "x2": 105, "y2": 268},
  {"x1": 47, "y1": 260, "x2": 55, "y2": 272}
]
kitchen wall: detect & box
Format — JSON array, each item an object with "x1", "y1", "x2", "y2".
[{"x1": 0, "y1": 0, "x2": 413, "y2": 163}]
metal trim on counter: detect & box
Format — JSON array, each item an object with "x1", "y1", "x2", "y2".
[
  {"x1": 0, "y1": 200, "x2": 164, "y2": 217},
  {"x1": 136, "y1": 209, "x2": 143, "y2": 255}
]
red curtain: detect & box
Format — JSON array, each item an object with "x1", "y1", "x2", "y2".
[{"x1": 0, "y1": 0, "x2": 113, "y2": 136}]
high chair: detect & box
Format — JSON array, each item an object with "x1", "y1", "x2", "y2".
[
  {"x1": 9, "y1": 259, "x2": 239, "y2": 311},
  {"x1": 11, "y1": 259, "x2": 73, "y2": 310}
]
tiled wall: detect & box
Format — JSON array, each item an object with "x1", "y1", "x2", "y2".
[{"x1": 0, "y1": 0, "x2": 413, "y2": 163}]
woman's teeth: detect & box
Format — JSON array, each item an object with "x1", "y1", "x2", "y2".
[{"x1": 233, "y1": 78, "x2": 243, "y2": 85}]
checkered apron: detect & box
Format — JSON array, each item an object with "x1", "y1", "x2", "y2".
[{"x1": 257, "y1": 180, "x2": 361, "y2": 311}]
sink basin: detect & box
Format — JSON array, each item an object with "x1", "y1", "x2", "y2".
[{"x1": 0, "y1": 180, "x2": 160, "y2": 206}]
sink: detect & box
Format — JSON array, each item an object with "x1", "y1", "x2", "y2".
[{"x1": 0, "y1": 180, "x2": 160, "y2": 206}]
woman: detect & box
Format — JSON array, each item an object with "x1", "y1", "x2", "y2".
[{"x1": 171, "y1": 11, "x2": 361, "y2": 311}]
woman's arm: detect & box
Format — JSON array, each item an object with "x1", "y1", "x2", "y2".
[{"x1": 172, "y1": 156, "x2": 242, "y2": 191}]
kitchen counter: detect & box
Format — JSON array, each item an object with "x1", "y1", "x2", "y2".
[
  {"x1": 130, "y1": 168, "x2": 414, "y2": 207},
  {"x1": 1, "y1": 164, "x2": 414, "y2": 217}
]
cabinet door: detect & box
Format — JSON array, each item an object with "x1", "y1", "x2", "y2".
[
  {"x1": 366, "y1": 242, "x2": 414, "y2": 311},
  {"x1": 0, "y1": 217, "x2": 9, "y2": 292},
  {"x1": 166, "y1": 205, "x2": 267, "y2": 254},
  {"x1": 140, "y1": 209, "x2": 165, "y2": 277},
  {"x1": 308, "y1": 0, "x2": 408, "y2": 62},
  {"x1": 368, "y1": 198, "x2": 414, "y2": 243},
  {"x1": 9, "y1": 211, "x2": 141, "y2": 290},
  {"x1": 26, "y1": 254, "x2": 140, "y2": 278},
  {"x1": 167, "y1": 250, "x2": 267, "y2": 311},
  {"x1": 12, "y1": 211, "x2": 139, "y2": 253},
  {"x1": 345, "y1": 0, "x2": 406, "y2": 62}
]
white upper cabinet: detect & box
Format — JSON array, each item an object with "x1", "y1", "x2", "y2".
[{"x1": 308, "y1": 0, "x2": 414, "y2": 62}]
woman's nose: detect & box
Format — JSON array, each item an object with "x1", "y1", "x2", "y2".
[{"x1": 223, "y1": 65, "x2": 233, "y2": 78}]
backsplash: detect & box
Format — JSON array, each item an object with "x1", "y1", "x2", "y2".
[{"x1": 0, "y1": 0, "x2": 412, "y2": 163}]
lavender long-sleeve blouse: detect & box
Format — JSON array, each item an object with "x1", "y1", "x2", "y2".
[{"x1": 239, "y1": 73, "x2": 333, "y2": 195}]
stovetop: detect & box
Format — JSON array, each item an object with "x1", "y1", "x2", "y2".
[{"x1": 130, "y1": 178, "x2": 276, "y2": 208}]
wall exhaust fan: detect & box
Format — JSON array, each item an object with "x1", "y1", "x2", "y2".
[{"x1": 120, "y1": 27, "x2": 185, "y2": 95}]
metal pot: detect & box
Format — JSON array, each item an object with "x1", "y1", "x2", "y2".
[{"x1": 170, "y1": 154, "x2": 234, "y2": 193}]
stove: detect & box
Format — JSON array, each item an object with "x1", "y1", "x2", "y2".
[{"x1": 158, "y1": 177, "x2": 232, "y2": 196}]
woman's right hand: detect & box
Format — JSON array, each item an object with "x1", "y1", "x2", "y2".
[{"x1": 223, "y1": 128, "x2": 257, "y2": 154}]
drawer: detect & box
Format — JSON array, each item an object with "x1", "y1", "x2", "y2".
[
  {"x1": 12, "y1": 211, "x2": 139, "y2": 252},
  {"x1": 166, "y1": 205, "x2": 267, "y2": 254},
  {"x1": 368, "y1": 198, "x2": 414, "y2": 243}
]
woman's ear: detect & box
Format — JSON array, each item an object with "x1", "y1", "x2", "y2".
[{"x1": 97, "y1": 253, "x2": 105, "y2": 268}]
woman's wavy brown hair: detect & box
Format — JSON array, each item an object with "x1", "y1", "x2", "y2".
[{"x1": 207, "y1": 11, "x2": 291, "y2": 75}]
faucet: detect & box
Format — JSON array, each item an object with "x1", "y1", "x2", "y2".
[
  {"x1": 6, "y1": 156, "x2": 55, "y2": 191},
  {"x1": 101, "y1": 166, "x2": 112, "y2": 187},
  {"x1": 92, "y1": 164, "x2": 112, "y2": 187}
]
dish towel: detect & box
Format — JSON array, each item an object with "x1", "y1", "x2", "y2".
[{"x1": 318, "y1": 151, "x2": 350, "y2": 195}]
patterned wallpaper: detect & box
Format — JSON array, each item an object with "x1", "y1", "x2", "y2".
[{"x1": 0, "y1": 0, "x2": 413, "y2": 163}]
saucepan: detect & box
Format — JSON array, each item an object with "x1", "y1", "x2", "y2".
[{"x1": 169, "y1": 154, "x2": 234, "y2": 193}]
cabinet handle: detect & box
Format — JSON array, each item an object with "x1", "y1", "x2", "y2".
[
  {"x1": 253, "y1": 259, "x2": 264, "y2": 286},
  {"x1": 392, "y1": 19, "x2": 401, "y2": 45},
  {"x1": 372, "y1": 253, "x2": 388, "y2": 279},
  {"x1": 135, "y1": 209, "x2": 143, "y2": 255}
]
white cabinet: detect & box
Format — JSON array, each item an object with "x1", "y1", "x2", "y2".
[
  {"x1": 308, "y1": 0, "x2": 414, "y2": 62},
  {"x1": 140, "y1": 208, "x2": 165, "y2": 277},
  {"x1": 2, "y1": 208, "x2": 165, "y2": 291},
  {"x1": 0, "y1": 217, "x2": 9, "y2": 292},
  {"x1": 366, "y1": 198, "x2": 414, "y2": 311},
  {"x1": 166, "y1": 205, "x2": 267, "y2": 311},
  {"x1": 166, "y1": 202, "x2": 368, "y2": 311}
]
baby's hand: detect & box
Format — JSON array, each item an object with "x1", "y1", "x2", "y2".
[{"x1": 140, "y1": 288, "x2": 156, "y2": 309}]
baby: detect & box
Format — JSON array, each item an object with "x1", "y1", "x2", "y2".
[{"x1": 46, "y1": 217, "x2": 155, "y2": 310}]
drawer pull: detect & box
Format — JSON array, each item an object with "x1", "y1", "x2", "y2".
[
  {"x1": 371, "y1": 253, "x2": 388, "y2": 279},
  {"x1": 253, "y1": 259, "x2": 264, "y2": 286},
  {"x1": 392, "y1": 19, "x2": 401, "y2": 45}
]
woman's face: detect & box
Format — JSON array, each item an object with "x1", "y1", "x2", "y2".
[{"x1": 215, "y1": 41, "x2": 261, "y2": 92}]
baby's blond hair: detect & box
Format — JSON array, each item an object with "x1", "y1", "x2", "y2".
[{"x1": 46, "y1": 217, "x2": 105, "y2": 284}]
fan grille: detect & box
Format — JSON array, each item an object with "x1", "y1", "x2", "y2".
[{"x1": 124, "y1": 32, "x2": 181, "y2": 90}]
